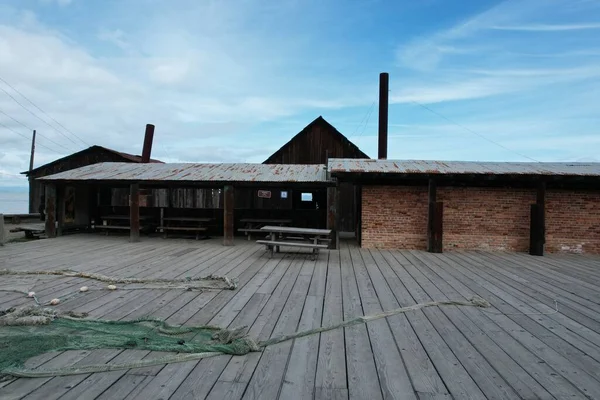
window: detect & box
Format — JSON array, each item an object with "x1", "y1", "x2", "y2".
[
  {"x1": 281, "y1": 191, "x2": 288, "y2": 199},
  {"x1": 301, "y1": 192, "x2": 313, "y2": 202}
]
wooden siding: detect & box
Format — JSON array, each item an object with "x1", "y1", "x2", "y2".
[{"x1": 263, "y1": 117, "x2": 368, "y2": 165}]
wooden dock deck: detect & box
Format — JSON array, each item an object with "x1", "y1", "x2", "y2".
[{"x1": 1, "y1": 234, "x2": 600, "y2": 399}]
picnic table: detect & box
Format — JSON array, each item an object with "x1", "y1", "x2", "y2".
[
  {"x1": 238, "y1": 218, "x2": 292, "y2": 240},
  {"x1": 160, "y1": 217, "x2": 213, "y2": 240},
  {"x1": 94, "y1": 215, "x2": 153, "y2": 235},
  {"x1": 256, "y1": 225, "x2": 331, "y2": 259}
]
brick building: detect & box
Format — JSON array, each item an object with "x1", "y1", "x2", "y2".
[{"x1": 329, "y1": 159, "x2": 600, "y2": 255}]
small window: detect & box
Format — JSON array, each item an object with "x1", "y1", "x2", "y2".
[
  {"x1": 301, "y1": 192, "x2": 313, "y2": 202},
  {"x1": 281, "y1": 191, "x2": 288, "y2": 199}
]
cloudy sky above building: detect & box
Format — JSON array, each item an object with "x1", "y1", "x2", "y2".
[{"x1": 1, "y1": 0, "x2": 600, "y2": 187}]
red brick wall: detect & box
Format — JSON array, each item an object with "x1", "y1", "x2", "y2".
[
  {"x1": 438, "y1": 187, "x2": 535, "y2": 251},
  {"x1": 361, "y1": 186, "x2": 428, "y2": 249},
  {"x1": 546, "y1": 190, "x2": 600, "y2": 254},
  {"x1": 361, "y1": 186, "x2": 536, "y2": 251}
]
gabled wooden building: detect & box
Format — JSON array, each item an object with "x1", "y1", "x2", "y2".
[
  {"x1": 263, "y1": 116, "x2": 368, "y2": 164},
  {"x1": 23, "y1": 145, "x2": 162, "y2": 214},
  {"x1": 264, "y1": 116, "x2": 369, "y2": 233}
]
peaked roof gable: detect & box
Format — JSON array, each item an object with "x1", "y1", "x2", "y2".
[
  {"x1": 24, "y1": 145, "x2": 163, "y2": 175},
  {"x1": 263, "y1": 116, "x2": 369, "y2": 164}
]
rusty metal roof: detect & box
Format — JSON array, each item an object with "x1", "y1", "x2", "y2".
[
  {"x1": 38, "y1": 162, "x2": 328, "y2": 183},
  {"x1": 328, "y1": 159, "x2": 600, "y2": 176}
]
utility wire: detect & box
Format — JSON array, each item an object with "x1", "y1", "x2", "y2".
[
  {"x1": 0, "y1": 120, "x2": 63, "y2": 155},
  {"x1": 359, "y1": 102, "x2": 376, "y2": 137},
  {"x1": 0, "y1": 76, "x2": 90, "y2": 147},
  {"x1": 410, "y1": 100, "x2": 540, "y2": 162},
  {"x1": 351, "y1": 101, "x2": 376, "y2": 137},
  {"x1": 0, "y1": 82, "x2": 82, "y2": 151},
  {"x1": 0, "y1": 108, "x2": 73, "y2": 153}
]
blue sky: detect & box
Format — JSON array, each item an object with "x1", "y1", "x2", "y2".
[{"x1": 1, "y1": 0, "x2": 599, "y2": 188}]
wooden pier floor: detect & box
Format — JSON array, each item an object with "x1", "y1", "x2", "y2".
[{"x1": 1, "y1": 234, "x2": 600, "y2": 399}]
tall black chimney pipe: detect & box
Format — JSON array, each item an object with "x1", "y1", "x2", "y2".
[
  {"x1": 141, "y1": 124, "x2": 155, "y2": 163},
  {"x1": 378, "y1": 72, "x2": 389, "y2": 160}
]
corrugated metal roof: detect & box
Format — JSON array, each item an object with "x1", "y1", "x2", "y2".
[
  {"x1": 38, "y1": 162, "x2": 328, "y2": 183},
  {"x1": 328, "y1": 159, "x2": 600, "y2": 176}
]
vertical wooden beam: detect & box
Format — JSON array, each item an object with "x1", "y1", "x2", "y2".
[
  {"x1": 432, "y1": 202, "x2": 443, "y2": 253},
  {"x1": 56, "y1": 185, "x2": 64, "y2": 236},
  {"x1": 223, "y1": 185, "x2": 234, "y2": 246},
  {"x1": 0, "y1": 214, "x2": 5, "y2": 246},
  {"x1": 530, "y1": 182, "x2": 546, "y2": 256},
  {"x1": 130, "y1": 183, "x2": 140, "y2": 243},
  {"x1": 537, "y1": 181, "x2": 546, "y2": 245},
  {"x1": 334, "y1": 185, "x2": 342, "y2": 250},
  {"x1": 45, "y1": 183, "x2": 57, "y2": 238},
  {"x1": 427, "y1": 179, "x2": 437, "y2": 252},
  {"x1": 327, "y1": 185, "x2": 337, "y2": 249}
]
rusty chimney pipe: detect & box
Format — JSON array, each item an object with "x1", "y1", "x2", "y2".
[
  {"x1": 141, "y1": 124, "x2": 155, "y2": 163},
  {"x1": 378, "y1": 72, "x2": 389, "y2": 160}
]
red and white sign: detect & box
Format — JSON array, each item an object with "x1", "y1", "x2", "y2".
[{"x1": 257, "y1": 190, "x2": 272, "y2": 199}]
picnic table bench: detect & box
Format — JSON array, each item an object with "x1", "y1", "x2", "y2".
[
  {"x1": 94, "y1": 215, "x2": 153, "y2": 235},
  {"x1": 238, "y1": 218, "x2": 292, "y2": 240},
  {"x1": 159, "y1": 217, "x2": 213, "y2": 240},
  {"x1": 9, "y1": 223, "x2": 45, "y2": 239},
  {"x1": 256, "y1": 225, "x2": 331, "y2": 260}
]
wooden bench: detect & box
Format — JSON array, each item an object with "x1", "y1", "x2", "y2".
[
  {"x1": 238, "y1": 218, "x2": 291, "y2": 240},
  {"x1": 256, "y1": 240, "x2": 328, "y2": 259},
  {"x1": 160, "y1": 217, "x2": 212, "y2": 240},
  {"x1": 258, "y1": 226, "x2": 332, "y2": 259}
]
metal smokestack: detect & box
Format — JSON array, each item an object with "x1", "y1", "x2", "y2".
[
  {"x1": 378, "y1": 72, "x2": 389, "y2": 160},
  {"x1": 141, "y1": 124, "x2": 155, "y2": 163}
]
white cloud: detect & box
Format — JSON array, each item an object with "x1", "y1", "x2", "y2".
[
  {"x1": 40, "y1": 0, "x2": 73, "y2": 7},
  {"x1": 492, "y1": 23, "x2": 600, "y2": 31}
]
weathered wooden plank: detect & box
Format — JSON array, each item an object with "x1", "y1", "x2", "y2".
[
  {"x1": 419, "y1": 251, "x2": 588, "y2": 399},
  {"x1": 366, "y1": 249, "x2": 450, "y2": 399},
  {"x1": 94, "y1": 375, "x2": 152, "y2": 400},
  {"x1": 380, "y1": 251, "x2": 487, "y2": 400},
  {"x1": 242, "y1": 258, "x2": 314, "y2": 400},
  {"x1": 440, "y1": 251, "x2": 600, "y2": 398},
  {"x1": 206, "y1": 381, "x2": 247, "y2": 400},
  {"x1": 279, "y1": 294, "x2": 323, "y2": 399},
  {"x1": 407, "y1": 250, "x2": 555, "y2": 400},
  {"x1": 315, "y1": 248, "x2": 347, "y2": 398},
  {"x1": 340, "y1": 245, "x2": 383, "y2": 400},
  {"x1": 396, "y1": 251, "x2": 519, "y2": 400},
  {"x1": 168, "y1": 356, "x2": 231, "y2": 399},
  {"x1": 351, "y1": 246, "x2": 416, "y2": 400}
]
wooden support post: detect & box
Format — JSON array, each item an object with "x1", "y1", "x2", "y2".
[
  {"x1": 427, "y1": 179, "x2": 438, "y2": 252},
  {"x1": 327, "y1": 186, "x2": 337, "y2": 249},
  {"x1": 432, "y1": 202, "x2": 443, "y2": 253},
  {"x1": 530, "y1": 182, "x2": 546, "y2": 256},
  {"x1": 223, "y1": 185, "x2": 234, "y2": 246},
  {"x1": 130, "y1": 183, "x2": 140, "y2": 243},
  {"x1": 45, "y1": 184, "x2": 57, "y2": 238},
  {"x1": 0, "y1": 214, "x2": 5, "y2": 246},
  {"x1": 56, "y1": 185, "x2": 64, "y2": 236}
]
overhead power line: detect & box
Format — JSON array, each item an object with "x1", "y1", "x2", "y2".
[
  {"x1": 410, "y1": 100, "x2": 540, "y2": 162},
  {"x1": 0, "y1": 80, "x2": 84, "y2": 151},
  {"x1": 351, "y1": 100, "x2": 376, "y2": 138},
  {"x1": 0, "y1": 120, "x2": 63, "y2": 155},
  {"x1": 0, "y1": 107, "x2": 73, "y2": 153},
  {"x1": 0, "y1": 76, "x2": 90, "y2": 147}
]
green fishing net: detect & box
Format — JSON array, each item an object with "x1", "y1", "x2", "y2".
[{"x1": 0, "y1": 307, "x2": 257, "y2": 378}]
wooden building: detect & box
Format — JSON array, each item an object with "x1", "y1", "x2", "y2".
[
  {"x1": 264, "y1": 116, "x2": 369, "y2": 233},
  {"x1": 264, "y1": 116, "x2": 368, "y2": 164},
  {"x1": 329, "y1": 159, "x2": 600, "y2": 255},
  {"x1": 23, "y1": 145, "x2": 162, "y2": 214},
  {"x1": 38, "y1": 162, "x2": 330, "y2": 244}
]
